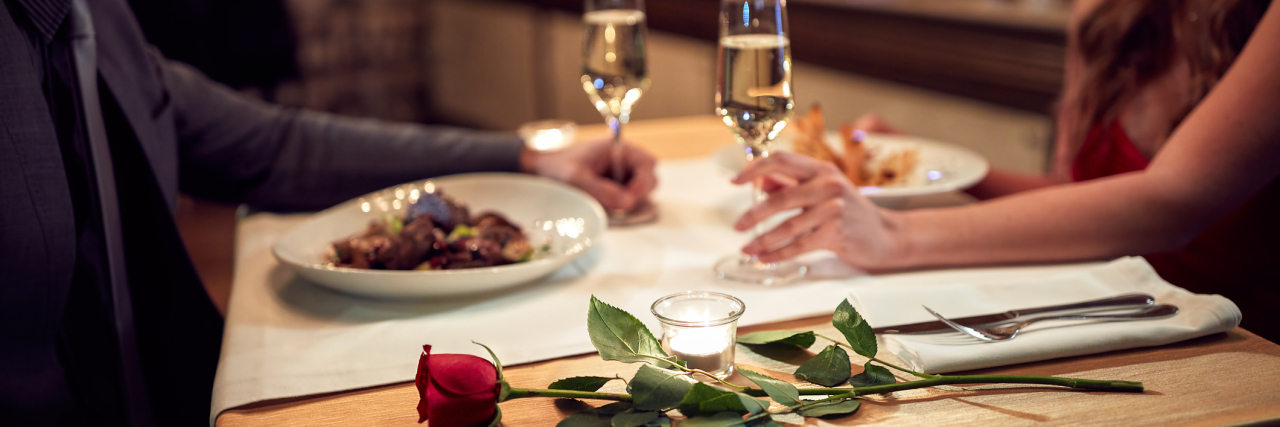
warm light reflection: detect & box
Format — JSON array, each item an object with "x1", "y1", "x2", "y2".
[
  {"x1": 424, "y1": 182, "x2": 436, "y2": 194},
  {"x1": 409, "y1": 189, "x2": 420, "y2": 202},
  {"x1": 530, "y1": 129, "x2": 567, "y2": 150},
  {"x1": 555, "y1": 217, "x2": 585, "y2": 238},
  {"x1": 767, "y1": 120, "x2": 788, "y2": 141},
  {"x1": 360, "y1": 200, "x2": 371, "y2": 213},
  {"x1": 392, "y1": 199, "x2": 402, "y2": 210},
  {"x1": 395, "y1": 189, "x2": 405, "y2": 200}
]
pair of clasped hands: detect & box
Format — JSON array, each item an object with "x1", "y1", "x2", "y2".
[{"x1": 525, "y1": 116, "x2": 898, "y2": 271}]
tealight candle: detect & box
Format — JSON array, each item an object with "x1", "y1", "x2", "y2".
[{"x1": 651, "y1": 291, "x2": 745, "y2": 378}]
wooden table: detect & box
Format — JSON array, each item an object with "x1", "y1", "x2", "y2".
[{"x1": 215, "y1": 116, "x2": 1280, "y2": 426}]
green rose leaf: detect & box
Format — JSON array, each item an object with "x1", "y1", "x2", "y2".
[
  {"x1": 849, "y1": 362, "x2": 896, "y2": 388},
  {"x1": 588, "y1": 296, "x2": 671, "y2": 366},
  {"x1": 796, "y1": 399, "x2": 861, "y2": 417},
  {"x1": 486, "y1": 407, "x2": 503, "y2": 427},
  {"x1": 473, "y1": 341, "x2": 505, "y2": 379},
  {"x1": 737, "y1": 368, "x2": 800, "y2": 407},
  {"x1": 832, "y1": 299, "x2": 877, "y2": 359},
  {"x1": 794, "y1": 345, "x2": 852, "y2": 387},
  {"x1": 549, "y1": 376, "x2": 616, "y2": 392},
  {"x1": 754, "y1": 418, "x2": 784, "y2": 427},
  {"x1": 498, "y1": 379, "x2": 512, "y2": 402},
  {"x1": 734, "y1": 393, "x2": 771, "y2": 415},
  {"x1": 675, "y1": 382, "x2": 724, "y2": 416},
  {"x1": 610, "y1": 410, "x2": 663, "y2": 427},
  {"x1": 630, "y1": 364, "x2": 693, "y2": 411},
  {"x1": 557, "y1": 402, "x2": 634, "y2": 427},
  {"x1": 677, "y1": 383, "x2": 770, "y2": 417},
  {"x1": 640, "y1": 417, "x2": 671, "y2": 427},
  {"x1": 736, "y1": 331, "x2": 816, "y2": 348},
  {"x1": 678, "y1": 412, "x2": 748, "y2": 427}
]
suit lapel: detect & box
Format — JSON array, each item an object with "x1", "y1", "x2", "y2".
[{"x1": 90, "y1": 0, "x2": 179, "y2": 215}]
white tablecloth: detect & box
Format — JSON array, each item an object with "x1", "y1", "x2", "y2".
[
  {"x1": 850, "y1": 257, "x2": 1240, "y2": 373},
  {"x1": 209, "y1": 157, "x2": 1113, "y2": 424}
]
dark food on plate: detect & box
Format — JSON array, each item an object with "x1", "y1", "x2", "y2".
[{"x1": 330, "y1": 191, "x2": 535, "y2": 270}]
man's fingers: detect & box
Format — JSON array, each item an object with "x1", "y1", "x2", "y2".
[
  {"x1": 741, "y1": 200, "x2": 841, "y2": 255},
  {"x1": 622, "y1": 145, "x2": 658, "y2": 198},
  {"x1": 576, "y1": 174, "x2": 635, "y2": 211}
]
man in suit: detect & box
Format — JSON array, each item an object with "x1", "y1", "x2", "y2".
[{"x1": 0, "y1": 0, "x2": 657, "y2": 425}]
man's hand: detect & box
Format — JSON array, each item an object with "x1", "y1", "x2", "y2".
[{"x1": 520, "y1": 139, "x2": 658, "y2": 211}]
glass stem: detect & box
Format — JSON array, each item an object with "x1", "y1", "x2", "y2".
[
  {"x1": 608, "y1": 116, "x2": 624, "y2": 184},
  {"x1": 746, "y1": 145, "x2": 769, "y2": 266}
]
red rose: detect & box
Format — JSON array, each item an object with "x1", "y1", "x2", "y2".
[{"x1": 415, "y1": 345, "x2": 501, "y2": 426}]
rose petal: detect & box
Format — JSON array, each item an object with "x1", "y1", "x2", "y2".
[
  {"x1": 426, "y1": 382, "x2": 498, "y2": 427},
  {"x1": 415, "y1": 345, "x2": 432, "y2": 423},
  {"x1": 428, "y1": 353, "x2": 498, "y2": 396}
]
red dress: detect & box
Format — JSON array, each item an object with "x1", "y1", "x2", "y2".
[{"x1": 1072, "y1": 122, "x2": 1280, "y2": 341}]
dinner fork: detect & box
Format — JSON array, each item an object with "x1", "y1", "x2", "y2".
[{"x1": 922, "y1": 304, "x2": 1180, "y2": 342}]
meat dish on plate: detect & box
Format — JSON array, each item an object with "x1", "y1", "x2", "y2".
[{"x1": 328, "y1": 190, "x2": 542, "y2": 270}]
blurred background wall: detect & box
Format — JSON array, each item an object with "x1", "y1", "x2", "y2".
[{"x1": 136, "y1": 0, "x2": 1071, "y2": 175}]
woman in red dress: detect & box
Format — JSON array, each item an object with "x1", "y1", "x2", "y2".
[{"x1": 733, "y1": 0, "x2": 1280, "y2": 340}]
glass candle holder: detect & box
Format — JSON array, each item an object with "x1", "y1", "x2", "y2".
[{"x1": 650, "y1": 291, "x2": 745, "y2": 379}]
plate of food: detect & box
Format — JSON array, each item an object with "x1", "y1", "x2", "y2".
[
  {"x1": 717, "y1": 105, "x2": 989, "y2": 207},
  {"x1": 272, "y1": 173, "x2": 606, "y2": 298}
]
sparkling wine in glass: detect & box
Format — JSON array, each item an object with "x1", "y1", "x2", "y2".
[
  {"x1": 581, "y1": 0, "x2": 656, "y2": 226},
  {"x1": 714, "y1": 0, "x2": 806, "y2": 285}
]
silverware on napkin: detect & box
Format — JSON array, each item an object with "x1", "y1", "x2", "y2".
[
  {"x1": 871, "y1": 293, "x2": 1156, "y2": 334},
  {"x1": 923, "y1": 304, "x2": 1180, "y2": 342}
]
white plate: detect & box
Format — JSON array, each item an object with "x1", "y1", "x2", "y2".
[
  {"x1": 715, "y1": 132, "x2": 989, "y2": 207},
  {"x1": 272, "y1": 173, "x2": 606, "y2": 298}
]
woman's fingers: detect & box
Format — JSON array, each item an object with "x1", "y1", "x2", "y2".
[
  {"x1": 731, "y1": 151, "x2": 830, "y2": 185},
  {"x1": 759, "y1": 174, "x2": 797, "y2": 193},
  {"x1": 753, "y1": 227, "x2": 830, "y2": 263},
  {"x1": 734, "y1": 173, "x2": 849, "y2": 231},
  {"x1": 741, "y1": 199, "x2": 843, "y2": 255}
]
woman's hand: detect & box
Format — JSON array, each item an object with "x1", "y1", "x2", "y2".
[
  {"x1": 521, "y1": 139, "x2": 658, "y2": 212},
  {"x1": 731, "y1": 151, "x2": 907, "y2": 270},
  {"x1": 851, "y1": 113, "x2": 902, "y2": 135}
]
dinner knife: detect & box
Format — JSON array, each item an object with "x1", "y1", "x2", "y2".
[{"x1": 871, "y1": 293, "x2": 1156, "y2": 334}]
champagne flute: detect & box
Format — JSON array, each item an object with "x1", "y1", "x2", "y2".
[
  {"x1": 581, "y1": 0, "x2": 656, "y2": 226},
  {"x1": 713, "y1": 0, "x2": 806, "y2": 285}
]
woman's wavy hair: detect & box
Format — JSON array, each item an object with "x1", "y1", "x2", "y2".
[{"x1": 1057, "y1": 0, "x2": 1270, "y2": 166}]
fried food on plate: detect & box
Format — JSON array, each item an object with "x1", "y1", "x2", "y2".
[
  {"x1": 789, "y1": 105, "x2": 918, "y2": 187},
  {"x1": 791, "y1": 104, "x2": 840, "y2": 164}
]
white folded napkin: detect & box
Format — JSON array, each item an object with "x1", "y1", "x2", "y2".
[{"x1": 848, "y1": 257, "x2": 1241, "y2": 374}]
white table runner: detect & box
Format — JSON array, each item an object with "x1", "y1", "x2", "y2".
[{"x1": 210, "y1": 156, "x2": 1112, "y2": 424}]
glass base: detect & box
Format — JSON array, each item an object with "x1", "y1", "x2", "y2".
[
  {"x1": 608, "y1": 198, "x2": 659, "y2": 227},
  {"x1": 714, "y1": 255, "x2": 807, "y2": 286},
  {"x1": 698, "y1": 363, "x2": 735, "y2": 380}
]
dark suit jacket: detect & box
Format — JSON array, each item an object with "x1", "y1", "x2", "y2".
[{"x1": 0, "y1": 0, "x2": 523, "y2": 424}]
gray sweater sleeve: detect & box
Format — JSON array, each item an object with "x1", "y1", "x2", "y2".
[{"x1": 162, "y1": 57, "x2": 524, "y2": 211}]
